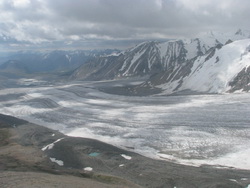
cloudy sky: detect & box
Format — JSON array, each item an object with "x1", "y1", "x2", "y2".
[{"x1": 0, "y1": 0, "x2": 250, "y2": 51}]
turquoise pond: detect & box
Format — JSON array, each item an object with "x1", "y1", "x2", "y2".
[{"x1": 89, "y1": 152, "x2": 100, "y2": 157}]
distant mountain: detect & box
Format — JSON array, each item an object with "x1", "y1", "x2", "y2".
[
  {"x1": 0, "y1": 60, "x2": 31, "y2": 79},
  {"x1": 71, "y1": 29, "x2": 249, "y2": 81},
  {"x1": 71, "y1": 29, "x2": 250, "y2": 95},
  {"x1": 0, "y1": 49, "x2": 120, "y2": 74},
  {"x1": 0, "y1": 60, "x2": 29, "y2": 73},
  {"x1": 71, "y1": 39, "x2": 205, "y2": 80}
]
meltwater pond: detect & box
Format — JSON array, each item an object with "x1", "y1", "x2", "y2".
[{"x1": 0, "y1": 80, "x2": 250, "y2": 169}]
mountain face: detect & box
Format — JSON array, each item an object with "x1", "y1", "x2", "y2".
[
  {"x1": 148, "y1": 39, "x2": 250, "y2": 95},
  {"x1": 71, "y1": 39, "x2": 210, "y2": 80},
  {"x1": 72, "y1": 30, "x2": 250, "y2": 95},
  {"x1": 0, "y1": 49, "x2": 119, "y2": 74},
  {"x1": 71, "y1": 30, "x2": 248, "y2": 81}
]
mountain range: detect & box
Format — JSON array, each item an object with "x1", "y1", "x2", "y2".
[
  {"x1": 71, "y1": 29, "x2": 250, "y2": 95},
  {"x1": 0, "y1": 49, "x2": 120, "y2": 75},
  {"x1": 0, "y1": 29, "x2": 249, "y2": 95}
]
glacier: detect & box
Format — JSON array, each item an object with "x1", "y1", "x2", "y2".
[{"x1": 0, "y1": 80, "x2": 250, "y2": 170}]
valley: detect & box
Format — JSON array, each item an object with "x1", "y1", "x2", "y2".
[
  {"x1": 1, "y1": 29, "x2": 250, "y2": 187},
  {"x1": 2, "y1": 0, "x2": 250, "y2": 187},
  {"x1": 0, "y1": 78, "x2": 250, "y2": 170}
]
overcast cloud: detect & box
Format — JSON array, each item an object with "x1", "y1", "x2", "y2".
[{"x1": 0, "y1": 0, "x2": 250, "y2": 51}]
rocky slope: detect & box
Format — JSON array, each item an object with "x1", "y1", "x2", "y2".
[
  {"x1": 0, "y1": 114, "x2": 140, "y2": 188},
  {"x1": 71, "y1": 39, "x2": 208, "y2": 81},
  {"x1": 1, "y1": 113, "x2": 250, "y2": 188}
]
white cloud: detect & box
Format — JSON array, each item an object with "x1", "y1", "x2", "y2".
[
  {"x1": 12, "y1": 0, "x2": 30, "y2": 8},
  {"x1": 0, "y1": 0, "x2": 250, "y2": 50},
  {"x1": 176, "y1": 0, "x2": 232, "y2": 11},
  {"x1": 69, "y1": 35, "x2": 80, "y2": 41}
]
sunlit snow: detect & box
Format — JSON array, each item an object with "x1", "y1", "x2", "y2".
[{"x1": 158, "y1": 39, "x2": 250, "y2": 94}]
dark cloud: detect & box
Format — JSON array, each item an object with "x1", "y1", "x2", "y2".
[{"x1": 0, "y1": 0, "x2": 250, "y2": 51}]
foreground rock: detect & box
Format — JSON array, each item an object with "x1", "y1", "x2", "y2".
[{"x1": 0, "y1": 114, "x2": 250, "y2": 188}]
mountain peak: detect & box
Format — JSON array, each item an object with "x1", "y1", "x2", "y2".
[{"x1": 235, "y1": 29, "x2": 243, "y2": 35}]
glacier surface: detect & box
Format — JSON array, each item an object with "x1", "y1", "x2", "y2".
[{"x1": 0, "y1": 80, "x2": 250, "y2": 169}]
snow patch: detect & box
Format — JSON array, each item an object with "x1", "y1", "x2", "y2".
[
  {"x1": 50, "y1": 158, "x2": 64, "y2": 166},
  {"x1": 241, "y1": 178, "x2": 248, "y2": 181},
  {"x1": 42, "y1": 138, "x2": 64, "y2": 151},
  {"x1": 121, "y1": 154, "x2": 132, "y2": 160},
  {"x1": 229, "y1": 179, "x2": 238, "y2": 182},
  {"x1": 84, "y1": 167, "x2": 93, "y2": 171},
  {"x1": 65, "y1": 54, "x2": 71, "y2": 62}
]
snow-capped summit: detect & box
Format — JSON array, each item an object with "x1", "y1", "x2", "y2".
[
  {"x1": 234, "y1": 29, "x2": 250, "y2": 38},
  {"x1": 153, "y1": 38, "x2": 250, "y2": 94},
  {"x1": 71, "y1": 29, "x2": 250, "y2": 95}
]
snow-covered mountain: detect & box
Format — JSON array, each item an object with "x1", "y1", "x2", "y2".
[
  {"x1": 71, "y1": 39, "x2": 212, "y2": 80},
  {"x1": 72, "y1": 29, "x2": 250, "y2": 95},
  {"x1": 150, "y1": 39, "x2": 250, "y2": 94},
  {"x1": 72, "y1": 29, "x2": 249, "y2": 80}
]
